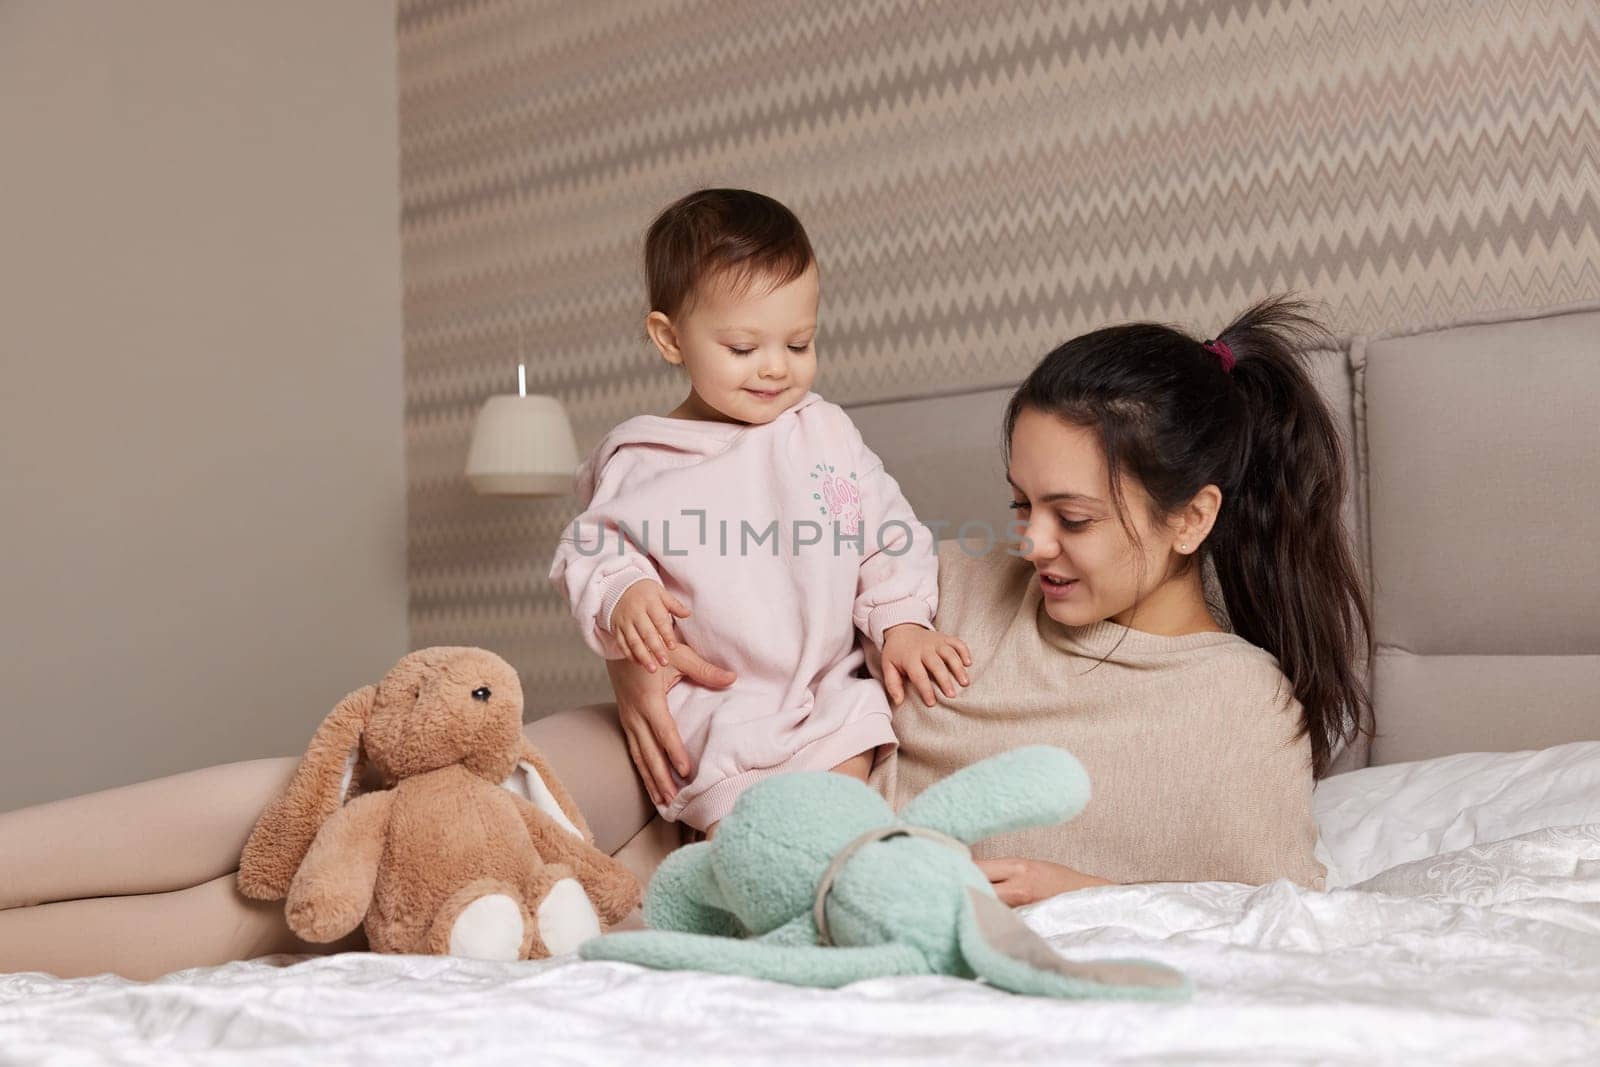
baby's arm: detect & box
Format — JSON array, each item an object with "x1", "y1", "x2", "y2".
[
  {"x1": 849, "y1": 455, "x2": 939, "y2": 648},
  {"x1": 880, "y1": 622, "x2": 971, "y2": 708},
  {"x1": 846, "y1": 430, "x2": 971, "y2": 706},
  {"x1": 548, "y1": 453, "x2": 672, "y2": 663},
  {"x1": 607, "y1": 580, "x2": 693, "y2": 669}
]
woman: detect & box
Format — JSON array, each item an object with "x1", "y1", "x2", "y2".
[{"x1": 0, "y1": 296, "x2": 1370, "y2": 978}]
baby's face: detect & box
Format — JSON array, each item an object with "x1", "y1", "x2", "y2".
[{"x1": 658, "y1": 265, "x2": 819, "y2": 425}]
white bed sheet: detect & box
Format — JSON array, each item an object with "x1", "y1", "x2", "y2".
[{"x1": 3, "y1": 823, "x2": 1597, "y2": 1065}]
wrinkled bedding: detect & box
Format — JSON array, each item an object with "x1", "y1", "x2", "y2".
[{"x1": 3, "y1": 823, "x2": 1597, "y2": 1065}]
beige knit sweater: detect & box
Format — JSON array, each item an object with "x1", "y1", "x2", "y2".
[{"x1": 872, "y1": 542, "x2": 1327, "y2": 890}]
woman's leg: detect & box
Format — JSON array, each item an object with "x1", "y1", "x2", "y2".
[
  {"x1": 830, "y1": 750, "x2": 874, "y2": 782},
  {"x1": 0, "y1": 756, "x2": 310, "y2": 979},
  {"x1": 0, "y1": 872, "x2": 363, "y2": 980},
  {"x1": 0, "y1": 757, "x2": 298, "y2": 910},
  {"x1": 0, "y1": 703, "x2": 657, "y2": 978}
]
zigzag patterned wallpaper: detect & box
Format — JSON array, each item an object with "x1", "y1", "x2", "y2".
[{"x1": 399, "y1": 0, "x2": 1600, "y2": 714}]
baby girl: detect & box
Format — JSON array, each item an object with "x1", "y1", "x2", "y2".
[{"x1": 549, "y1": 188, "x2": 971, "y2": 833}]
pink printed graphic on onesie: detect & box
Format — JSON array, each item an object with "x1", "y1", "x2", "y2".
[{"x1": 809, "y1": 461, "x2": 862, "y2": 536}]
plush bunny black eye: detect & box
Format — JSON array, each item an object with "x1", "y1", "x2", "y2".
[{"x1": 471, "y1": 686, "x2": 491, "y2": 702}]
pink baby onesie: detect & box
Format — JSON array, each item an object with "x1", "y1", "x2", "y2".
[{"x1": 548, "y1": 391, "x2": 938, "y2": 829}]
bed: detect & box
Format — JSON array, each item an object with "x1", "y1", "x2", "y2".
[
  {"x1": 4, "y1": 744, "x2": 1598, "y2": 1062},
  {"x1": 3, "y1": 306, "x2": 1597, "y2": 1062}
]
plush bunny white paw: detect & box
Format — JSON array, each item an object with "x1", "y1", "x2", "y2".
[
  {"x1": 536, "y1": 877, "x2": 601, "y2": 956},
  {"x1": 448, "y1": 893, "x2": 525, "y2": 961}
]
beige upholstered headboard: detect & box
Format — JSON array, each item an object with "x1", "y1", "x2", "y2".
[
  {"x1": 1353, "y1": 303, "x2": 1600, "y2": 766},
  {"x1": 848, "y1": 303, "x2": 1600, "y2": 771}
]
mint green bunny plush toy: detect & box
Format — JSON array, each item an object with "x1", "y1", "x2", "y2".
[{"x1": 579, "y1": 746, "x2": 1188, "y2": 999}]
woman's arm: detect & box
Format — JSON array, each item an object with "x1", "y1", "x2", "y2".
[
  {"x1": 975, "y1": 857, "x2": 1116, "y2": 906},
  {"x1": 604, "y1": 643, "x2": 736, "y2": 808}
]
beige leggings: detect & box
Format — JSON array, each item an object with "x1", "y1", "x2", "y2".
[{"x1": 0, "y1": 704, "x2": 659, "y2": 980}]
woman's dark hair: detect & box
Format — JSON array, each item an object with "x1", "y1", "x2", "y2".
[{"x1": 1002, "y1": 294, "x2": 1373, "y2": 778}]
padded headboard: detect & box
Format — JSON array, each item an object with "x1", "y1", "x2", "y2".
[
  {"x1": 851, "y1": 303, "x2": 1600, "y2": 770},
  {"x1": 1354, "y1": 302, "x2": 1600, "y2": 765}
]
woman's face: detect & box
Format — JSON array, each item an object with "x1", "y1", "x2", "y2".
[{"x1": 1006, "y1": 407, "x2": 1182, "y2": 629}]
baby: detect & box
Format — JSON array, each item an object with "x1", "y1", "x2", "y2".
[{"x1": 549, "y1": 188, "x2": 971, "y2": 833}]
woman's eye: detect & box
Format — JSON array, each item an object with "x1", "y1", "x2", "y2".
[
  {"x1": 1008, "y1": 500, "x2": 1030, "y2": 512},
  {"x1": 1058, "y1": 517, "x2": 1091, "y2": 531}
]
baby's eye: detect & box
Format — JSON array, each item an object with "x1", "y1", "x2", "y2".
[
  {"x1": 788, "y1": 343, "x2": 812, "y2": 353},
  {"x1": 727, "y1": 346, "x2": 755, "y2": 356}
]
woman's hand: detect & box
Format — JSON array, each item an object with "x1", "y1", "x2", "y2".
[
  {"x1": 974, "y1": 857, "x2": 1115, "y2": 906},
  {"x1": 606, "y1": 641, "x2": 736, "y2": 808},
  {"x1": 607, "y1": 580, "x2": 693, "y2": 670},
  {"x1": 880, "y1": 624, "x2": 972, "y2": 707}
]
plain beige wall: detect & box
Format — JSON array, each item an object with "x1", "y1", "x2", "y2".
[{"x1": 0, "y1": 2, "x2": 407, "y2": 810}]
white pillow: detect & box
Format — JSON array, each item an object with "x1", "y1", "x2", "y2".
[{"x1": 1312, "y1": 740, "x2": 1600, "y2": 888}]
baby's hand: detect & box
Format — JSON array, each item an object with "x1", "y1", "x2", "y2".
[
  {"x1": 608, "y1": 580, "x2": 692, "y2": 671},
  {"x1": 880, "y1": 624, "x2": 972, "y2": 708}
]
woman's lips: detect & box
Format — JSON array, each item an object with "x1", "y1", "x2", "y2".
[{"x1": 1039, "y1": 573, "x2": 1078, "y2": 599}]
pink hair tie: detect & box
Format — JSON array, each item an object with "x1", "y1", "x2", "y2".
[{"x1": 1203, "y1": 339, "x2": 1236, "y2": 373}]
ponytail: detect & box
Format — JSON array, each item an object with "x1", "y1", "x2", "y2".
[{"x1": 1207, "y1": 296, "x2": 1373, "y2": 776}]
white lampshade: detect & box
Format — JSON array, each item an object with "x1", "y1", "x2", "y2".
[{"x1": 465, "y1": 393, "x2": 579, "y2": 496}]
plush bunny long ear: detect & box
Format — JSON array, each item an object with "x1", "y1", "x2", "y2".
[
  {"x1": 238, "y1": 684, "x2": 376, "y2": 900},
  {"x1": 580, "y1": 929, "x2": 928, "y2": 988},
  {"x1": 502, "y1": 739, "x2": 591, "y2": 843},
  {"x1": 957, "y1": 888, "x2": 1190, "y2": 1000},
  {"x1": 640, "y1": 841, "x2": 742, "y2": 937},
  {"x1": 898, "y1": 746, "x2": 1090, "y2": 845}
]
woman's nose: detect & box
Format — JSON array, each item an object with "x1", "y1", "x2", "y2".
[{"x1": 1020, "y1": 518, "x2": 1055, "y2": 561}]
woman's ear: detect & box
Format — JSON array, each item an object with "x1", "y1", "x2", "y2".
[
  {"x1": 1174, "y1": 484, "x2": 1222, "y2": 553},
  {"x1": 645, "y1": 311, "x2": 684, "y2": 366},
  {"x1": 238, "y1": 684, "x2": 376, "y2": 900}
]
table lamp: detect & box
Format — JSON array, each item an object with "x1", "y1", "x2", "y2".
[{"x1": 465, "y1": 362, "x2": 579, "y2": 496}]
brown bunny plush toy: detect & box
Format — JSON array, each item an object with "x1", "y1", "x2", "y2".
[{"x1": 238, "y1": 646, "x2": 640, "y2": 960}]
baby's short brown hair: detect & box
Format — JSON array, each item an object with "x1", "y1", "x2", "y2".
[{"x1": 644, "y1": 189, "x2": 815, "y2": 319}]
